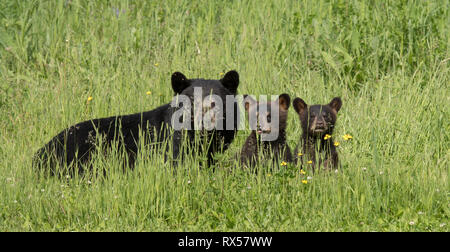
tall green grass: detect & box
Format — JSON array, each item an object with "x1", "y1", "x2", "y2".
[{"x1": 0, "y1": 0, "x2": 448, "y2": 231}]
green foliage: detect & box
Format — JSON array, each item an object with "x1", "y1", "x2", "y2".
[{"x1": 0, "y1": 0, "x2": 448, "y2": 231}]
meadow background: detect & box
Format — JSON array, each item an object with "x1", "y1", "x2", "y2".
[{"x1": 0, "y1": 0, "x2": 448, "y2": 231}]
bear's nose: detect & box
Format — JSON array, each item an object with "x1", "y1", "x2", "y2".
[{"x1": 315, "y1": 120, "x2": 325, "y2": 128}]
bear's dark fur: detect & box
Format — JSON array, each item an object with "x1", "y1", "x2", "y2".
[
  {"x1": 293, "y1": 97, "x2": 342, "y2": 172},
  {"x1": 34, "y1": 70, "x2": 240, "y2": 175},
  {"x1": 240, "y1": 94, "x2": 292, "y2": 168}
]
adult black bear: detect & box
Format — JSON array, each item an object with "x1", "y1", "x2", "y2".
[
  {"x1": 293, "y1": 97, "x2": 342, "y2": 172},
  {"x1": 34, "y1": 71, "x2": 241, "y2": 175},
  {"x1": 240, "y1": 94, "x2": 292, "y2": 169}
]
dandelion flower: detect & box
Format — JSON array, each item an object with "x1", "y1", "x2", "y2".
[
  {"x1": 87, "y1": 96, "x2": 93, "y2": 102},
  {"x1": 409, "y1": 221, "x2": 415, "y2": 226},
  {"x1": 301, "y1": 180, "x2": 308, "y2": 184},
  {"x1": 219, "y1": 72, "x2": 225, "y2": 76},
  {"x1": 307, "y1": 160, "x2": 313, "y2": 164},
  {"x1": 334, "y1": 141, "x2": 340, "y2": 147},
  {"x1": 297, "y1": 152, "x2": 303, "y2": 157},
  {"x1": 146, "y1": 91, "x2": 152, "y2": 95},
  {"x1": 154, "y1": 63, "x2": 159, "y2": 67},
  {"x1": 267, "y1": 173, "x2": 272, "y2": 177},
  {"x1": 324, "y1": 134, "x2": 332, "y2": 140},
  {"x1": 343, "y1": 134, "x2": 353, "y2": 141},
  {"x1": 280, "y1": 161, "x2": 287, "y2": 166},
  {"x1": 300, "y1": 169, "x2": 306, "y2": 175}
]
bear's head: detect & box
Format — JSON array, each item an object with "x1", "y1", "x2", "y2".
[
  {"x1": 243, "y1": 94, "x2": 290, "y2": 141},
  {"x1": 293, "y1": 97, "x2": 342, "y2": 137},
  {"x1": 170, "y1": 70, "x2": 240, "y2": 132}
]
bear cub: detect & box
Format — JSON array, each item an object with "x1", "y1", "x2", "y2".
[
  {"x1": 240, "y1": 94, "x2": 292, "y2": 168},
  {"x1": 293, "y1": 97, "x2": 342, "y2": 172}
]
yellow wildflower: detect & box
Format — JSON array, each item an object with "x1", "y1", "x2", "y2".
[
  {"x1": 343, "y1": 134, "x2": 353, "y2": 141},
  {"x1": 280, "y1": 161, "x2": 287, "y2": 166},
  {"x1": 301, "y1": 180, "x2": 308, "y2": 184},
  {"x1": 297, "y1": 152, "x2": 303, "y2": 157},
  {"x1": 154, "y1": 63, "x2": 159, "y2": 66},
  {"x1": 87, "y1": 96, "x2": 93, "y2": 102},
  {"x1": 300, "y1": 169, "x2": 306, "y2": 175},
  {"x1": 219, "y1": 72, "x2": 225, "y2": 76},
  {"x1": 334, "y1": 141, "x2": 340, "y2": 147},
  {"x1": 146, "y1": 91, "x2": 152, "y2": 95},
  {"x1": 267, "y1": 173, "x2": 272, "y2": 177},
  {"x1": 324, "y1": 134, "x2": 332, "y2": 140},
  {"x1": 307, "y1": 160, "x2": 313, "y2": 164}
]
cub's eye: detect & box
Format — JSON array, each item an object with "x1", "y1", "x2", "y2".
[{"x1": 267, "y1": 115, "x2": 271, "y2": 123}]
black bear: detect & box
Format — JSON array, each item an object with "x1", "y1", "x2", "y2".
[
  {"x1": 292, "y1": 97, "x2": 342, "y2": 172},
  {"x1": 34, "y1": 70, "x2": 241, "y2": 175},
  {"x1": 240, "y1": 94, "x2": 292, "y2": 169}
]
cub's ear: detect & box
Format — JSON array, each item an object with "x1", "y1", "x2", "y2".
[
  {"x1": 221, "y1": 70, "x2": 239, "y2": 94},
  {"x1": 293, "y1": 97, "x2": 308, "y2": 115},
  {"x1": 243, "y1": 94, "x2": 256, "y2": 112},
  {"x1": 277, "y1": 93, "x2": 291, "y2": 111},
  {"x1": 171, "y1": 72, "x2": 190, "y2": 94},
  {"x1": 328, "y1": 97, "x2": 342, "y2": 113}
]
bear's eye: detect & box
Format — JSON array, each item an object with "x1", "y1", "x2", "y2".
[{"x1": 267, "y1": 115, "x2": 271, "y2": 123}]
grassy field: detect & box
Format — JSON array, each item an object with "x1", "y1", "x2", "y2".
[{"x1": 0, "y1": 0, "x2": 448, "y2": 231}]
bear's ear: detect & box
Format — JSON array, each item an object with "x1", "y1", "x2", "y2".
[
  {"x1": 171, "y1": 72, "x2": 190, "y2": 94},
  {"x1": 243, "y1": 94, "x2": 256, "y2": 112},
  {"x1": 293, "y1": 97, "x2": 308, "y2": 115},
  {"x1": 277, "y1": 93, "x2": 291, "y2": 111},
  {"x1": 220, "y1": 70, "x2": 239, "y2": 94},
  {"x1": 328, "y1": 97, "x2": 342, "y2": 113}
]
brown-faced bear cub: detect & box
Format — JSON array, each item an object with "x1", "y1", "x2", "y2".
[
  {"x1": 293, "y1": 97, "x2": 342, "y2": 172},
  {"x1": 240, "y1": 94, "x2": 292, "y2": 168}
]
